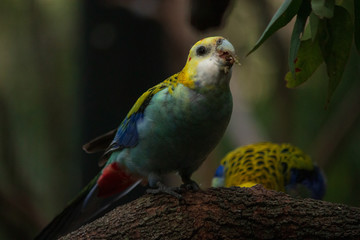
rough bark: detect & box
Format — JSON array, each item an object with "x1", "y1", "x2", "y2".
[{"x1": 61, "y1": 185, "x2": 360, "y2": 240}]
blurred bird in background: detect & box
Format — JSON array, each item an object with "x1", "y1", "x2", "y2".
[{"x1": 212, "y1": 142, "x2": 326, "y2": 200}]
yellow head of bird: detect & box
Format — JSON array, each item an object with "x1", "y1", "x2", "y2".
[{"x1": 180, "y1": 36, "x2": 238, "y2": 89}]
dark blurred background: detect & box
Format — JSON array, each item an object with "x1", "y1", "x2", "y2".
[{"x1": 0, "y1": 0, "x2": 359, "y2": 239}]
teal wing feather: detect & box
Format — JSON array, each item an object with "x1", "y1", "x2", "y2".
[{"x1": 97, "y1": 75, "x2": 177, "y2": 166}]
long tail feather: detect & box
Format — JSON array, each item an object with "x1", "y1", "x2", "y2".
[{"x1": 34, "y1": 178, "x2": 146, "y2": 240}]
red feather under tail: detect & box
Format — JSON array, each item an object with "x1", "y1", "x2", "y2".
[{"x1": 97, "y1": 162, "x2": 139, "y2": 198}]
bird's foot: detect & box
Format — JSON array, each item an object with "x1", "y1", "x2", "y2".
[
  {"x1": 180, "y1": 179, "x2": 200, "y2": 191},
  {"x1": 147, "y1": 182, "x2": 183, "y2": 199}
]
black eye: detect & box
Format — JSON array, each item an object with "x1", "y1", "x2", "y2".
[
  {"x1": 216, "y1": 38, "x2": 223, "y2": 45},
  {"x1": 196, "y1": 46, "x2": 207, "y2": 56}
]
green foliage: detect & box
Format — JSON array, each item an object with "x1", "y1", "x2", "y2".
[
  {"x1": 247, "y1": 0, "x2": 303, "y2": 55},
  {"x1": 311, "y1": 0, "x2": 334, "y2": 18},
  {"x1": 318, "y1": 6, "x2": 353, "y2": 101},
  {"x1": 288, "y1": 1, "x2": 311, "y2": 76},
  {"x1": 285, "y1": 38, "x2": 323, "y2": 88},
  {"x1": 248, "y1": 0, "x2": 358, "y2": 102}
]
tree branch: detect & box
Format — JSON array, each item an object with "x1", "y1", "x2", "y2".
[{"x1": 61, "y1": 185, "x2": 360, "y2": 239}]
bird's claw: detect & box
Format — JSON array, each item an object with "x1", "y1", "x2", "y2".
[
  {"x1": 180, "y1": 180, "x2": 200, "y2": 191},
  {"x1": 147, "y1": 183, "x2": 183, "y2": 199}
]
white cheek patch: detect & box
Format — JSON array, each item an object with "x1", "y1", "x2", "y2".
[
  {"x1": 196, "y1": 58, "x2": 219, "y2": 85},
  {"x1": 195, "y1": 57, "x2": 232, "y2": 87}
]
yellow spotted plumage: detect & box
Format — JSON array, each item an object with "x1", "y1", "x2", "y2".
[{"x1": 212, "y1": 142, "x2": 326, "y2": 199}]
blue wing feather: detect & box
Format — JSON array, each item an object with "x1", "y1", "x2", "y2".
[
  {"x1": 97, "y1": 75, "x2": 175, "y2": 165},
  {"x1": 98, "y1": 112, "x2": 144, "y2": 166},
  {"x1": 112, "y1": 112, "x2": 144, "y2": 149}
]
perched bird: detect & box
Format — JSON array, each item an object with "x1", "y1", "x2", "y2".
[
  {"x1": 35, "y1": 36, "x2": 237, "y2": 239},
  {"x1": 212, "y1": 142, "x2": 326, "y2": 199}
]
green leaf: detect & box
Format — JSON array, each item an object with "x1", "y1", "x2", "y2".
[
  {"x1": 302, "y1": 13, "x2": 320, "y2": 41},
  {"x1": 354, "y1": 0, "x2": 360, "y2": 54},
  {"x1": 247, "y1": 0, "x2": 302, "y2": 56},
  {"x1": 318, "y1": 6, "x2": 353, "y2": 101},
  {"x1": 285, "y1": 39, "x2": 323, "y2": 88},
  {"x1": 289, "y1": 1, "x2": 312, "y2": 77},
  {"x1": 302, "y1": 23, "x2": 312, "y2": 41},
  {"x1": 311, "y1": 0, "x2": 335, "y2": 18},
  {"x1": 309, "y1": 12, "x2": 320, "y2": 41}
]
